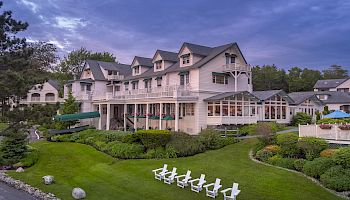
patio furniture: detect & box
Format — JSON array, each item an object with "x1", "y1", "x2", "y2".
[
  {"x1": 163, "y1": 167, "x2": 177, "y2": 184},
  {"x1": 189, "y1": 174, "x2": 206, "y2": 193},
  {"x1": 175, "y1": 170, "x2": 192, "y2": 188},
  {"x1": 152, "y1": 164, "x2": 168, "y2": 180},
  {"x1": 221, "y1": 183, "x2": 241, "y2": 200},
  {"x1": 203, "y1": 178, "x2": 222, "y2": 198}
]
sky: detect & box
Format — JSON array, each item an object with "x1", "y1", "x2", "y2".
[{"x1": 4, "y1": 0, "x2": 350, "y2": 70}]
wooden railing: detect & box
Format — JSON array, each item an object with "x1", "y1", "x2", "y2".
[{"x1": 223, "y1": 63, "x2": 251, "y2": 71}]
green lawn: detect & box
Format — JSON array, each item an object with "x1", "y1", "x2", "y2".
[
  {"x1": 0, "y1": 122, "x2": 8, "y2": 131},
  {"x1": 9, "y1": 139, "x2": 341, "y2": 200}
]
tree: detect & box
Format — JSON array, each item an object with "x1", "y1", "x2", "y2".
[
  {"x1": 0, "y1": 131, "x2": 27, "y2": 165},
  {"x1": 300, "y1": 68, "x2": 322, "y2": 91},
  {"x1": 59, "y1": 47, "x2": 116, "y2": 78},
  {"x1": 288, "y1": 67, "x2": 303, "y2": 92},
  {"x1": 287, "y1": 67, "x2": 322, "y2": 92},
  {"x1": 28, "y1": 41, "x2": 59, "y2": 71},
  {"x1": 322, "y1": 65, "x2": 348, "y2": 79},
  {"x1": 56, "y1": 91, "x2": 79, "y2": 129},
  {"x1": 252, "y1": 65, "x2": 288, "y2": 91}
]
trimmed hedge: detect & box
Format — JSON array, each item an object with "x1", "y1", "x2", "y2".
[
  {"x1": 136, "y1": 130, "x2": 171, "y2": 149},
  {"x1": 267, "y1": 155, "x2": 295, "y2": 170},
  {"x1": 293, "y1": 159, "x2": 307, "y2": 171},
  {"x1": 302, "y1": 157, "x2": 335, "y2": 178},
  {"x1": 166, "y1": 132, "x2": 206, "y2": 157},
  {"x1": 320, "y1": 149, "x2": 338, "y2": 158},
  {"x1": 331, "y1": 147, "x2": 350, "y2": 168},
  {"x1": 320, "y1": 166, "x2": 350, "y2": 192},
  {"x1": 104, "y1": 141, "x2": 144, "y2": 159},
  {"x1": 144, "y1": 147, "x2": 177, "y2": 159},
  {"x1": 297, "y1": 137, "x2": 328, "y2": 160},
  {"x1": 292, "y1": 112, "x2": 312, "y2": 125},
  {"x1": 276, "y1": 133, "x2": 300, "y2": 157}
]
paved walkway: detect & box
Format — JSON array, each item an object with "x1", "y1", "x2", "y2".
[
  {"x1": 238, "y1": 127, "x2": 299, "y2": 139},
  {"x1": 0, "y1": 182, "x2": 36, "y2": 200},
  {"x1": 28, "y1": 127, "x2": 42, "y2": 143}
]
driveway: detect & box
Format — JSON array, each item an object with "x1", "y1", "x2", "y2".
[{"x1": 0, "y1": 182, "x2": 36, "y2": 200}]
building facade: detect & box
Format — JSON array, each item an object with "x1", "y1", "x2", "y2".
[{"x1": 64, "y1": 42, "x2": 327, "y2": 134}]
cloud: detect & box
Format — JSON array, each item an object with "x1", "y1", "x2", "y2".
[
  {"x1": 17, "y1": 0, "x2": 39, "y2": 13},
  {"x1": 53, "y1": 16, "x2": 88, "y2": 31}
]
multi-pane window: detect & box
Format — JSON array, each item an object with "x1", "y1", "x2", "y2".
[
  {"x1": 86, "y1": 84, "x2": 91, "y2": 91},
  {"x1": 212, "y1": 75, "x2": 228, "y2": 84},
  {"x1": 185, "y1": 103, "x2": 195, "y2": 116},
  {"x1": 180, "y1": 74, "x2": 190, "y2": 86},
  {"x1": 155, "y1": 61, "x2": 162, "y2": 70},
  {"x1": 132, "y1": 81, "x2": 138, "y2": 90},
  {"x1": 264, "y1": 95, "x2": 287, "y2": 120},
  {"x1": 225, "y1": 55, "x2": 236, "y2": 64},
  {"x1": 182, "y1": 54, "x2": 190, "y2": 65},
  {"x1": 144, "y1": 79, "x2": 152, "y2": 89},
  {"x1": 133, "y1": 66, "x2": 140, "y2": 75},
  {"x1": 156, "y1": 78, "x2": 162, "y2": 87},
  {"x1": 125, "y1": 83, "x2": 129, "y2": 91}
]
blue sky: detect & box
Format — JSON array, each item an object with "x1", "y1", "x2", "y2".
[{"x1": 4, "y1": 0, "x2": 350, "y2": 70}]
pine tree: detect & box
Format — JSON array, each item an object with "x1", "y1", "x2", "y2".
[{"x1": 56, "y1": 92, "x2": 79, "y2": 129}]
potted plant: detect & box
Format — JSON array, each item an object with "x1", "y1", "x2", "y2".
[{"x1": 338, "y1": 124, "x2": 350, "y2": 130}]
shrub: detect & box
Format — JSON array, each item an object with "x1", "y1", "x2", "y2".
[
  {"x1": 256, "y1": 149, "x2": 274, "y2": 162},
  {"x1": 121, "y1": 133, "x2": 141, "y2": 144},
  {"x1": 144, "y1": 147, "x2": 177, "y2": 159},
  {"x1": 104, "y1": 141, "x2": 144, "y2": 159},
  {"x1": 199, "y1": 129, "x2": 225, "y2": 150},
  {"x1": 256, "y1": 122, "x2": 276, "y2": 146},
  {"x1": 136, "y1": 130, "x2": 171, "y2": 149},
  {"x1": 221, "y1": 137, "x2": 240, "y2": 146},
  {"x1": 317, "y1": 118, "x2": 347, "y2": 125},
  {"x1": 239, "y1": 124, "x2": 257, "y2": 135},
  {"x1": 292, "y1": 112, "x2": 312, "y2": 125},
  {"x1": 320, "y1": 149, "x2": 338, "y2": 158},
  {"x1": 267, "y1": 155, "x2": 295, "y2": 170},
  {"x1": 302, "y1": 157, "x2": 335, "y2": 178},
  {"x1": 320, "y1": 166, "x2": 350, "y2": 191},
  {"x1": 297, "y1": 137, "x2": 328, "y2": 160},
  {"x1": 293, "y1": 159, "x2": 307, "y2": 171},
  {"x1": 264, "y1": 145, "x2": 281, "y2": 154},
  {"x1": 331, "y1": 147, "x2": 350, "y2": 168},
  {"x1": 15, "y1": 148, "x2": 39, "y2": 168},
  {"x1": 166, "y1": 132, "x2": 205, "y2": 157},
  {"x1": 276, "y1": 133, "x2": 300, "y2": 157}
]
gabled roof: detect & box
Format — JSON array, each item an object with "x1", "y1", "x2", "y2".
[
  {"x1": 314, "y1": 91, "x2": 350, "y2": 104},
  {"x1": 313, "y1": 78, "x2": 348, "y2": 89},
  {"x1": 180, "y1": 42, "x2": 212, "y2": 56},
  {"x1": 288, "y1": 92, "x2": 324, "y2": 105},
  {"x1": 153, "y1": 50, "x2": 178, "y2": 62},
  {"x1": 133, "y1": 56, "x2": 153, "y2": 67},
  {"x1": 204, "y1": 91, "x2": 259, "y2": 101},
  {"x1": 47, "y1": 79, "x2": 60, "y2": 90},
  {"x1": 252, "y1": 90, "x2": 294, "y2": 103},
  {"x1": 84, "y1": 60, "x2": 132, "y2": 80}
]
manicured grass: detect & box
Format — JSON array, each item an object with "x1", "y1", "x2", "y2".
[
  {"x1": 9, "y1": 139, "x2": 341, "y2": 200},
  {"x1": 0, "y1": 122, "x2": 8, "y2": 131}
]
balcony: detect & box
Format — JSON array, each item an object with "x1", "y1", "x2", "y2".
[
  {"x1": 106, "y1": 85, "x2": 197, "y2": 100},
  {"x1": 107, "y1": 74, "x2": 124, "y2": 80},
  {"x1": 223, "y1": 63, "x2": 251, "y2": 72}
]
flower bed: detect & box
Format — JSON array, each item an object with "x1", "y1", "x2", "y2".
[
  {"x1": 319, "y1": 124, "x2": 332, "y2": 129},
  {"x1": 338, "y1": 124, "x2": 350, "y2": 130}
]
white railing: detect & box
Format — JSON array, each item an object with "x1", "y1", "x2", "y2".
[
  {"x1": 75, "y1": 92, "x2": 92, "y2": 101},
  {"x1": 45, "y1": 96, "x2": 55, "y2": 101},
  {"x1": 223, "y1": 63, "x2": 251, "y2": 71},
  {"x1": 31, "y1": 97, "x2": 40, "y2": 102},
  {"x1": 207, "y1": 115, "x2": 258, "y2": 125},
  {"x1": 107, "y1": 74, "x2": 124, "y2": 80},
  {"x1": 299, "y1": 124, "x2": 350, "y2": 143},
  {"x1": 106, "y1": 85, "x2": 196, "y2": 100}
]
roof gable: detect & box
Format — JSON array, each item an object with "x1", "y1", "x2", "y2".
[
  {"x1": 132, "y1": 56, "x2": 153, "y2": 67},
  {"x1": 179, "y1": 42, "x2": 212, "y2": 57},
  {"x1": 313, "y1": 78, "x2": 348, "y2": 89},
  {"x1": 152, "y1": 50, "x2": 178, "y2": 62}
]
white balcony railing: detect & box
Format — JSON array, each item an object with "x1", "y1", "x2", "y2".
[
  {"x1": 107, "y1": 74, "x2": 124, "y2": 80},
  {"x1": 31, "y1": 97, "x2": 40, "y2": 102},
  {"x1": 223, "y1": 63, "x2": 251, "y2": 72},
  {"x1": 106, "y1": 85, "x2": 196, "y2": 100}
]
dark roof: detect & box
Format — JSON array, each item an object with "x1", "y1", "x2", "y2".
[
  {"x1": 84, "y1": 60, "x2": 132, "y2": 80},
  {"x1": 314, "y1": 91, "x2": 350, "y2": 104},
  {"x1": 154, "y1": 50, "x2": 178, "y2": 62},
  {"x1": 288, "y1": 92, "x2": 324, "y2": 105},
  {"x1": 204, "y1": 91, "x2": 259, "y2": 101},
  {"x1": 133, "y1": 56, "x2": 153, "y2": 67},
  {"x1": 313, "y1": 78, "x2": 348, "y2": 89},
  {"x1": 67, "y1": 78, "x2": 94, "y2": 84},
  {"x1": 252, "y1": 90, "x2": 294, "y2": 103},
  {"x1": 48, "y1": 79, "x2": 60, "y2": 90},
  {"x1": 182, "y1": 42, "x2": 212, "y2": 56}
]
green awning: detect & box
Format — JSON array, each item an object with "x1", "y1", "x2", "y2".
[
  {"x1": 162, "y1": 116, "x2": 175, "y2": 120},
  {"x1": 143, "y1": 78, "x2": 152, "y2": 81},
  {"x1": 178, "y1": 71, "x2": 189, "y2": 75},
  {"x1": 54, "y1": 111, "x2": 100, "y2": 122},
  {"x1": 212, "y1": 72, "x2": 229, "y2": 76},
  {"x1": 131, "y1": 80, "x2": 139, "y2": 83},
  {"x1": 149, "y1": 116, "x2": 160, "y2": 120}
]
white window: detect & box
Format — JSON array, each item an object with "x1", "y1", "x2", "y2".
[
  {"x1": 212, "y1": 74, "x2": 228, "y2": 84},
  {"x1": 225, "y1": 54, "x2": 236, "y2": 64},
  {"x1": 133, "y1": 66, "x2": 140, "y2": 75},
  {"x1": 182, "y1": 54, "x2": 190, "y2": 65},
  {"x1": 144, "y1": 79, "x2": 152, "y2": 89},
  {"x1": 132, "y1": 82, "x2": 138, "y2": 90},
  {"x1": 180, "y1": 73, "x2": 190, "y2": 86},
  {"x1": 125, "y1": 83, "x2": 129, "y2": 91},
  {"x1": 185, "y1": 103, "x2": 195, "y2": 116},
  {"x1": 156, "y1": 78, "x2": 162, "y2": 87},
  {"x1": 155, "y1": 61, "x2": 162, "y2": 70}
]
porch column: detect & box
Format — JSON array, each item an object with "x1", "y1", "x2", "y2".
[
  {"x1": 106, "y1": 103, "x2": 111, "y2": 130},
  {"x1": 234, "y1": 74, "x2": 238, "y2": 92},
  {"x1": 146, "y1": 103, "x2": 150, "y2": 130},
  {"x1": 159, "y1": 103, "x2": 163, "y2": 130},
  {"x1": 98, "y1": 104, "x2": 102, "y2": 130},
  {"x1": 112, "y1": 85, "x2": 115, "y2": 97},
  {"x1": 175, "y1": 102, "x2": 179, "y2": 131},
  {"x1": 123, "y1": 104, "x2": 127, "y2": 131},
  {"x1": 134, "y1": 104, "x2": 137, "y2": 131}
]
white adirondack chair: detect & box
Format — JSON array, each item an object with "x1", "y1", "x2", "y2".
[
  {"x1": 175, "y1": 170, "x2": 192, "y2": 188},
  {"x1": 221, "y1": 183, "x2": 241, "y2": 200},
  {"x1": 203, "y1": 178, "x2": 222, "y2": 198},
  {"x1": 163, "y1": 167, "x2": 177, "y2": 184},
  {"x1": 152, "y1": 164, "x2": 168, "y2": 180},
  {"x1": 188, "y1": 174, "x2": 206, "y2": 193}
]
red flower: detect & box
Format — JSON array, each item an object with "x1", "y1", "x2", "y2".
[{"x1": 320, "y1": 124, "x2": 332, "y2": 129}]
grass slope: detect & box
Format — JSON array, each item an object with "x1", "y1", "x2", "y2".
[{"x1": 9, "y1": 139, "x2": 341, "y2": 200}]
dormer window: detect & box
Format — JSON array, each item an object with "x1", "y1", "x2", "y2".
[
  {"x1": 317, "y1": 94, "x2": 328, "y2": 100},
  {"x1": 133, "y1": 66, "x2": 140, "y2": 75},
  {"x1": 225, "y1": 53, "x2": 236, "y2": 64},
  {"x1": 155, "y1": 61, "x2": 162, "y2": 70},
  {"x1": 182, "y1": 54, "x2": 190, "y2": 65}
]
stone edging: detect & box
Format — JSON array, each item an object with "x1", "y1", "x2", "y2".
[
  {"x1": 0, "y1": 172, "x2": 60, "y2": 200},
  {"x1": 248, "y1": 150, "x2": 350, "y2": 200}
]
